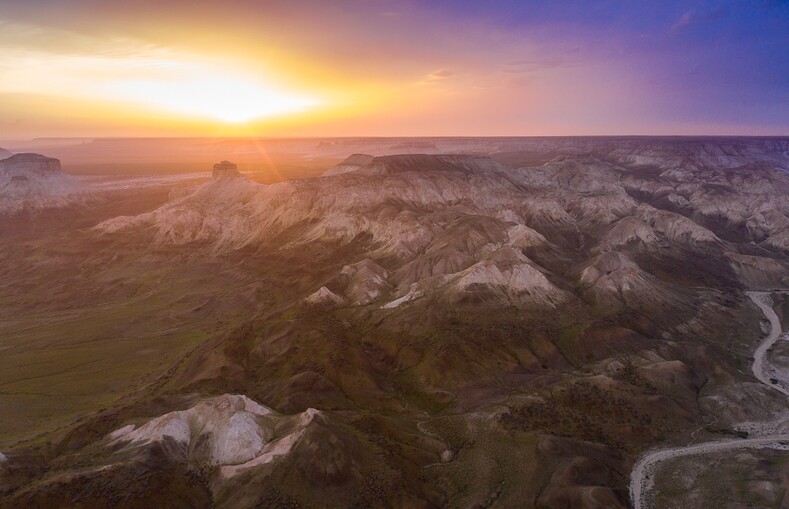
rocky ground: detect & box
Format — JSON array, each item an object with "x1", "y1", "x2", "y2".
[{"x1": 0, "y1": 137, "x2": 787, "y2": 508}]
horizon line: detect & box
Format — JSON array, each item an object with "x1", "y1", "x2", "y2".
[{"x1": 4, "y1": 134, "x2": 789, "y2": 142}]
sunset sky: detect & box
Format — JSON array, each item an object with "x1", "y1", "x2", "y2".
[{"x1": 0, "y1": 0, "x2": 787, "y2": 138}]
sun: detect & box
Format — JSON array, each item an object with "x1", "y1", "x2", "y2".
[{"x1": 111, "y1": 76, "x2": 320, "y2": 123}]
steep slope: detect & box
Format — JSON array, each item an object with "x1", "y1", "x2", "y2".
[
  {"x1": 3, "y1": 394, "x2": 440, "y2": 509},
  {"x1": 3, "y1": 141, "x2": 789, "y2": 509},
  {"x1": 99, "y1": 164, "x2": 262, "y2": 249},
  {"x1": 578, "y1": 251, "x2": 688, "y2": 314},
  {"x1": 97, "y1": 151, "x2": 788, "y2": 302}
]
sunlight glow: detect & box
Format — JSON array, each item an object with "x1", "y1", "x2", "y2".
[
  {"x1": 110, "y1": 77, "x2": 320, "y2": 123},
  {"x1": 0, "y1": 26, "x2": 324, "y2": 127}
]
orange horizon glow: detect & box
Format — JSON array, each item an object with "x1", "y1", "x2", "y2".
[
  {"x1": 0, "y1": 16, "x2": 393, "y2": 137},
  {"x1": 0, "y1": 1, "x2": 786, "y2": 138},
  {"x1": 0, "y1": 38, "x2": 350, "y2": 131}
]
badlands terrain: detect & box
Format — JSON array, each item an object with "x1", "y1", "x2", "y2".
[{"x1": 0, "y1": 137, "x2": 788, "y2": 508}]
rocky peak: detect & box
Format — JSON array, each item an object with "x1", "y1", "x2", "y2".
[
  {"x1": 304, "y1": 286, "x2": 345, "y2": 307},
  {"x1": 212, "y1": 160, "x2": 241, "y2": 179}
]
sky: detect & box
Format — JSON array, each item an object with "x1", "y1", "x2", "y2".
[{"x1": 0, "y1": 0, "x2": 787, "y2": 137}]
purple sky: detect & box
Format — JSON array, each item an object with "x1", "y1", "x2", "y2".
[{"x1": 0, "y1": 0, "x2": 786, "y2": 136}]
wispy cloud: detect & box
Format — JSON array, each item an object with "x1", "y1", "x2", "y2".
[
  {"x1": 502, "y1": 47, "x2": 581, "y2": 74},
  {"x1": 0, "y1": 19, "x2": 165, "y2": 59},
  {"x1": 415, "y1": 69, "x2": 455, "y2": 85},
  {"x1": 429, "y1": 69, "x2": 454, "y2": 80},
  {"x1": 671, "y1": 7, "x2": 729, "y2": 32}
]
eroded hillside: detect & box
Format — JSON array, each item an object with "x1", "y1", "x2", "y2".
[{"x1": 1, "y1": 138, "x2": 788, "y2": 508}]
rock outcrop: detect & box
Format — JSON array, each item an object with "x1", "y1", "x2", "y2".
[
  {"x1": 99, "y1": 165, "x2": 260, "y2": 248},
  {"x1": 108, "y1": 395, "x2": 321, "y2": 481},
  {"x1": 304, "y1": 286, "x2": 345, "y2": 307},
  {"x1": 212, "y1": 160, "x2": 241, "y2": 179},
  {"x1": 580, "y1": 252, "x2": 666, "y2": 307},
  {"x1": 2, "y1": 394, "x2": 404, "y2": 509},
  {"x1": 443, "y1": 248, "x2": 566, "y2": 306},
  {"x1": 0, "y1": 153, "x2": 88, "y2": 214}
]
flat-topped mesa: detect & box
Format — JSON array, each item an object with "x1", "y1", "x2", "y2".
[
  {"x1": 212, "y1": 160, "x2": 241, "y2": 179},
  {"x1": 323, "y1": 153, "x2": 506, "y2": 177},
  {"x1": 367, "y1": 154, "x2": 505, "y2": 175},
  {"x1": 0, "y1": 153, "x2": 62, "y2": 176},
  {"x1": 0, "y1": 152, "x2": 87, "y2": 215},
  {"x1": 323, "y1": 153, "x2": 375, "y2": 176}
]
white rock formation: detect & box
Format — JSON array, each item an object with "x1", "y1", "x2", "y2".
[
  {"x1": 635, "y1": 204, "x2": 721, "y2": 247},
  {"x1": 217, "y1": 408, "x2": 321, "y2": 480},
  {"x1": 338, "y1": 259, "x2": 392, "y2": 304},
  {"x1": 109, "y1": 394, "x2": 320, "y2": 478},
  {"x1": 445, "y1": 247, "x2": 565, "y2": 305},
  {"x1": 381, "y1": 285, "x2": 423, "y2": 309},
  {"x1": 212, "y1": 160, "x2": 241, "y2": 179},
  {"x1": 98, "y1": 166, "x2": 262, "y2": 249},
  {"x1": 304, "y1": 286, "x2": 345, "y2": 307},
  {"x1": 507, "y1": 223, "x2": 548, "y2": 249},
  {"x1": 763, "y1": 229, "x2": 789, "y2": 251},
  {"x1": 579, "y1": 251, "x2": 675, "y2": 309},
  {"x1": 97, "y1": 150, "x2": 789, "y2": 299},
  {"x1": 595, "y1": 217, "x2": 661, "y2": 253},
  {"x1": 0, "y1": 153, "x2": 89, "y2": 214}
]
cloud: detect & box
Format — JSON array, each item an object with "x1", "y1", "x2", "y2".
[
  {"x1": 671, "y1": 7, "x2": 729, "y2": 31},
  {"x1": 412, "y1": 69, "x2": 455, "y2": 86},
  {"x1": 672, "y1": 10, "x2": 695, "y2": 30},
  {"x1": 430, "y1": 69, "x2": 454, "y2": 79},
  {"x1": 0, "y1": 19, "x2": 164, "y2": 59},
  {"x1": 502, "y1": 47, "x2": 581, "y2": 74}
]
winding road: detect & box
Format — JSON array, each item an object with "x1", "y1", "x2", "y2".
[{"x1": 629, "y1": 291, "x2": 789, "y2": 509}]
